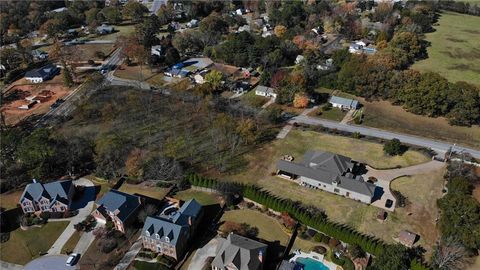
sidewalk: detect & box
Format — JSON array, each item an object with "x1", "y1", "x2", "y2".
[{"x1": 113, "y1": 237, "x2": 143, "y2": 270}]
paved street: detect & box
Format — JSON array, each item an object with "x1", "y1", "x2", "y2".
[
  {"x1": 47, "y1": 178, "x2": 95, "y2": 255},
  {"x1": 23, "y1": 255, "x2": 78, "y2": 270},
  {"x1": 291, "y1": 114, "x2": 480, "y2": 159}
]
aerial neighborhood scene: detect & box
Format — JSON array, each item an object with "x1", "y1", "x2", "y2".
[{"x1": 1, "y1": 0, "x2": 480, "y2": 270}]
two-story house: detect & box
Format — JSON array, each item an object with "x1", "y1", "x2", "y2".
[
  {"x1": 19, "y1": 179, "x2": 75, "y2": 214},
  {"x1": 141, "y1": 199, "x2": 203, "y2": 260},
  {"x1": 211, "y1": 233, "x2": 268, "y2": 270},
  {"x1": 92, "y1": 189, "x2": 142, "y2": 233}
]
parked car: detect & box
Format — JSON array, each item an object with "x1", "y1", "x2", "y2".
[{"x1": 66, "y1": 253, "x2": 80, "y2": 266}]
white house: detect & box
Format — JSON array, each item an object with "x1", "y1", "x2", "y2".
[
  {"x1": 329, "y1": 95, "x2": 359, "y2": 110},
  {"x1": 25, "y1": 64, "x2": 59, "y2": 83},
  {"x1": 255, "y1": 85, "x2": 277, "y2": 99},
  {"x1": 295, "y1": 55, "x2": 305, "y2": 65},
  {"x1": 186, "y1": 19, "x2": 199, "y2": 28}
]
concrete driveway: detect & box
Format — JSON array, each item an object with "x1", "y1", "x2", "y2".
[
  {"x1": 47, "y1": 178, "x2": 95, "y2": 255},
  {"x1": 365, "y1": 160, "x2": 445, "y2": 211},
  {"x1": 24, "y1": 255, "x2": 78, "y2": 270},
  {"x1": 188, "y1": 237, "x2": 224, "y2": 270}
]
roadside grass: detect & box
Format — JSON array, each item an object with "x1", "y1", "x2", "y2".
[
  {"x1": 0, "y1": 221, "x2": 69, "y2": 265},
  {"x1": 360, "y1": 98, "x2": 480, "y2": 149},
  {"x1": 411, "y1": 11, "x2": 480, "y2": 86},
  {"x1": 173, "y1": 189, "x2": 220, "y2": 205},
  {"x1": 114, "y1": 65, "x2": 158, "y2": 81},
  {"x1": 311, "y1": 107, "x2": 347, "y2": 122},
  {"x1": 118, "y1": 184, "x2": 169, "y2": 200},
  {"x1": 133, "y1": 261, "x2": 166, "y2": 270},
  {"x1": 240, "y1": 90, "x2": 269, "y2": 108},
  {"x1": 0, "y1": 190, "x2": 22, "y2": 210},
  {"x1": 221, "y1": 209, "x2": 317, "y2": 251},
  {"x1": 146, "y1": 73, "x2": 166, "y2": 87},
  {"x1": 61, "y1": 230, "x2": 83, "y2": 254}
]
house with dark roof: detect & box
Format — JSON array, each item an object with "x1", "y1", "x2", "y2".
[
  {"x1": 92, "y1": 190, "x2": 142, "y2": 233},
  {"x1": 277, "y1": 151, "x2": 377, "y2": 204},
  {"x1": 141, "y1": 199, "x2": 203, "y2": 260},
  {"x1": 24, "y1": 64, "x2": 59, "y2": 83},
  {"x1": 211, "y1": 233, "x2": 268, "y2": 270},
  {"x1": 19, "y1": 179, "x2": 75, "y2": 214}
]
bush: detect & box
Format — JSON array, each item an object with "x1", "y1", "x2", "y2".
[
  {"x1": 383, "y1": 138, "x2": 406, "y2": 156},
  {"x1": 100, "y1": 238, "x2": 117, "y2": 253},
  {"x1": 328, "y1": 238, "x2": 340, "y2": 248},
  {"x1": 88, "y1": 60, "x2": 95, "y2": 66},
  {"x1": 39, "y1": 212, "x2": 50, "y2": 220}
]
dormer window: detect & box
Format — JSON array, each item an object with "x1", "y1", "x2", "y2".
[
  {"x1": 165, "y1": 236, "x2": 170, "y2": 243},
  {"x1": 145, "y1": 231, "x2": 150, "y2": 237},
  {"x1": 155, "y1": 233, "x2": 160, "y2": 239}
]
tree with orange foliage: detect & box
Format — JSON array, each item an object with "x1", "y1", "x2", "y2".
[
  {"x1": 293, "y1": 93, "x2": 309, "y2": 108},
  {"x1": 125, "y1": 148, "x2": 148, "y2": 179},
  {"x1": 274, "y1": 25, "x2": 287, "y2": 38}
]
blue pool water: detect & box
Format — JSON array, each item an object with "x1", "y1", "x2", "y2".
[{"x1": 295, "y1": 257, "x2": 329, "y2": 270}]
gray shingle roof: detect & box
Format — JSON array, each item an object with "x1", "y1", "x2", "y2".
[
  {"x1": 143, "y1": 216, "x2": 188, "y2": 246},
  {"x1": 277, "y1": 151, "x2": 376, "y2": 197},
  {"x1": 211, "y1": 233, "x2": 267, "y2": 270},
  {"x1": 329, "y1": 96, "x2": 359, "y2": 108},
  {"x1": 25, "y1": 64, "x2": 58, "y2": 79},
  {"x1": 255, "y1": 85, "x2": 275, "y2": 95},
  {"x1": 20, "y1": 180, "x2": 73, "y2": 203},
  {"x1": 96, "y1": 190, "x2": 141, "y2": 222}
]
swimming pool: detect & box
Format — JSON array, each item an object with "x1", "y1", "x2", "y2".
[{"x1": 295, "y1": 257, "x2": 330, "y2": 270}]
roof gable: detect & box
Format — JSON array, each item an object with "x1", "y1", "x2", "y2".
[{"x1": 97, "y1": 190, "x2": 141, "y2": 221}]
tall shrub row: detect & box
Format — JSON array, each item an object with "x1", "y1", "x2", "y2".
[{"x1": 187, "y1": 174, "x2": 387, "y2": 256}]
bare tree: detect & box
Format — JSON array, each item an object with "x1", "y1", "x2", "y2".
[
  {"x1": 143, "y1": 156, "x2": 183, "y2": 184},
  {"x1": 432, "y1": 239, "x2": 473, "y2": 270}
]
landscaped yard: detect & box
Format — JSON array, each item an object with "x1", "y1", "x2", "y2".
[
  {"x1": 114, "y1": 65, "x2": 158, "y2": 81},
  {"x1": 91, "y1": 23, "x2": 136, "y2": 41},
  {"x1": 61, "y1": 230, "x2": 83, "y2": 254},
  {"x1": 221, "y1": 209, "x2": 317, "y2": 251},
  {"x1": 240, "y1": 90, "x2": 270, "y2": 108},
  {"x1": 361, "y1": 98, "x2": 480, "y2": 149},
  {"x1": 411, "y1": 11, "x2": 480, "y2": 86},
  {"x1": 0, "y1": 221, "x2": 69, "y2": 265},
  {"x1": 311, "y1": 107, "x2": 347, "y2": 122},
  {"x1": 118, "y1": 183, "x2": 169, "y2": 200},
  {"x1": 174, "y1": 189, "x2": 220, "y2": 205},
  {"x1": 0, "y1": 190, "x2": 22, "y2": 210}
]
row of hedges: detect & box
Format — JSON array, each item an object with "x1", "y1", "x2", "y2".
[{"x1": 186, "y1": 174, "x2": 387, "y2": 256}]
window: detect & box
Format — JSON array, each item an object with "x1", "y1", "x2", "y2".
[
  {"x1": 155, "y1": 233, "x2": 160, "y2": 239},
  {"x1": 165, "y1": 236, "x2": 170, "y2": 243},
  {"x1": 145, "y1": 231, "x2": 150, "y2": 237},
  {"x1": 334, "y1": 188, "x2": 340, "y2": 193}
]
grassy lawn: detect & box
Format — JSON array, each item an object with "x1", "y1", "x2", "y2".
[
  {"x1": 91, "y1": 23, "x2": 136, "y2": 41},
  {"x1": 312, "y1": 107, "x2": 347, "y2": 122},
  {"x1": 146, "y1": 73, "x2": 167, "y2": 87},
  {"x1": 61, "y1": 230, "x2": 83, "y2": 254},
  {"x1": 240, "y1": 90, "x2": 270, "y2": 108},
  {"x1": 361, "y1": 98, "x2": 480, "y2": 149},
  {"x1": 0, "y1": 221, "x2": 69, "y2": 265},
  {"x1": 411, "y1": 11, "x2": 480, "y2": 86},
  {"x1": 114, "y1": 65, "x2": 158, "y2": 81},
  {"x1": 118, "y1": 183, "x2": 169, "y2": 200},
  {"x1": 389, "y1": 168, "x2": 445, "y2": 258},
  {"x1": 221, "y1": 209, "x2": 317, "y2": 251},
  {"x1": 0, "y1": 190, "x2": 22, "y2": 210},
  {"x1": 133, "y1": 261, "x2": 166, "y2": 270},
  {"x1": 174, "y1": 189, "x2": 220, "y2": 205}
]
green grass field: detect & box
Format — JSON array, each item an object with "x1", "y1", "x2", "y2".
[
  {"x1": 61, "y1": 230, "x2": 83, "y2": 254},
  {"x1": 92, "y1": 24, "x2": 136, "y2": 41},
  {"x1": 312, "y1": 107, "x2": 347, "y2": 122},
  {"x1": 118, "y1": 184, "x2": 169, "y2": 200},
  {"x1": 0, "y1": 190, "x2": 22, "y2": 210},
  {"x1": 0, "y1": 221, "x2": 69, "y2": 265},
  {"x1": 221, "y1": 209, "x2": 318, "y2": 251},
  {"x1": 412, "y1": 11, "x2": 480, "y2": 86},
  {"x1": 174, "y1": 189, "x2": 220, "y2": 205}
]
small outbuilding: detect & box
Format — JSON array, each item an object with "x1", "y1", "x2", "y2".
[{"x1": 398, "y1": 230, "x2": 418, "y2": 247}]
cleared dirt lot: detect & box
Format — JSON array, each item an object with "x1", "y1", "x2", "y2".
[{"x1": 1, "y1": 75, "x2": 70, "y2": 126}]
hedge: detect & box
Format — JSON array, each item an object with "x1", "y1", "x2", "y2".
[{"x1": 186, "y1": 174, "x2": 387, "y2": 256}]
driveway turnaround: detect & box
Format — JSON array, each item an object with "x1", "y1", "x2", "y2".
[
  {"x1": 47, "y1": 178, "x2": 95, "y2": 255},
  {"x1": 23, "y1": 255, "x2": 78, "y2": 270},
  {"x1": 188, "y1": 237, "x2": 222, "y2": 270}
]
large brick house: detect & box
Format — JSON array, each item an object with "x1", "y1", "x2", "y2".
[
  {"x1": 142, "y1": 199, "x2": 203, "y2": 260},
  {"x1": 19, "y1": 179, "x2": 75, "y2": 214},
  {"x1": 92, "y1": 189, "x2": 142, "y2": 233}
]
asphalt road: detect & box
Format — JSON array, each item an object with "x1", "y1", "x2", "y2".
[
  {"x1": 292, "y1": 115, "x2": 480, "y2": 159},
  {"x1": 23, "y1": 255, "x2": 78, "y2": 270}
]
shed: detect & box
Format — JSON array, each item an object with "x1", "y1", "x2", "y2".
[{"x1": 398, "y1": 230, "x2": 418, "y2": 247}]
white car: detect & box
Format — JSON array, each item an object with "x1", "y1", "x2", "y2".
[{"x1": 66, "y1": 253, "x2": 80, "y2": 266}]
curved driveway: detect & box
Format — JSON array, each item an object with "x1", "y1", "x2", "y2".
[{"x1": 24, "y1": 255, "x2": 78, "y2": 270}]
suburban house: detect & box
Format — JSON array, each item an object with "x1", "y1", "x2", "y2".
[
  {"x1": 165, "y1": 57, "x2": 213, "y2": 78},
  {"x1": 397, "y1": 230, "x2": 418, "y2": 247},
  {"x1": 255, "y1": 85, "x2": 277, "y2": 98},
  {"x1": 92, "y1": 190, "x2": 142, "y2": 233},
  {"x1": 142, "y1": 199, "x2": 203, "y2": 260},
  {"x1": 349, "y1": 40, "x2": 377, "y2": 55},
  {"x1": 151, "y1": 45, "x2": 163, "y2": 57},
  {"x1": 329, "y1": 96, "x2": 359, "y2": 110},
  {"x1": 211, "y1": 233, "x2": 268, "y2": 270},
  {"x1": 96, "y1": 24, "x2": 115, "y2": 35},
  {"x1": 19, "y1": 179, "x2": 75, "y2": 214},
  {"x1": 276, "y1": 151, "x2": 377, "y2": 204},
  {"x1": 24, "y1": 64, "x2": 59, "y2": 83}
]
